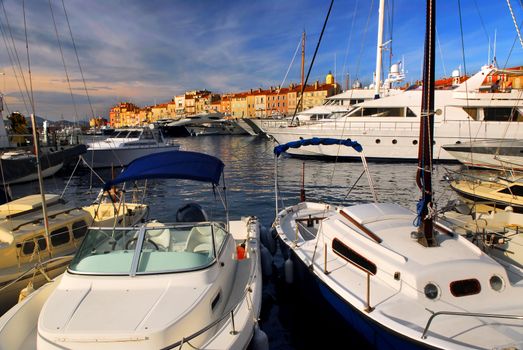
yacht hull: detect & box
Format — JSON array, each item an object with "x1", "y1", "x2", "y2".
[
  {"x1": 267, "y1": 123, "x2": 522, "y2": 161},
  {"x1": 85, "y1": 145, "x2": 179, "y2": 168}
]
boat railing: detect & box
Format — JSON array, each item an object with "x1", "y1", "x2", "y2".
[
  {"x1": 264, "y1": 115, "x2": 514, "y2": 134},
  {"x1": 160, "y1": 230, "x2": 259, "y2": 350},
  {"x1": 0, "y1": 255, "x2": 73, "y2": 293},
  {"x1": 421, "y1": 309, "x2": 523, "y2": 339}
]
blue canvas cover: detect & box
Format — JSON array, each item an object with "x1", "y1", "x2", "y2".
[
  {"x1": 103, "y1": 150, "x2": 224, "y2": 190},
  {"x1": 273, "y1": 137, "x2": 363, "y2": 157}
]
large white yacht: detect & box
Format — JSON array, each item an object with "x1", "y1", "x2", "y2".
[
  {"x1": 263, "y1": 65, "x2": 523, "y2": 160},
  {"x1": 84, "y1": 126, "x2": 180, "y2": 168}
]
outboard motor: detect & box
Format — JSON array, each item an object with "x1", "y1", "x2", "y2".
[{"x1": 176, "y1": 203, "x2": 208, "y2": 222}]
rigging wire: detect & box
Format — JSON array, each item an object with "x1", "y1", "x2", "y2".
[
  {"x1": 0, "y1": 0, "x2": 31, "y2": 114},
  {"x1": 48, "y1": 0, "x2": 80, "y2": 125},
  {"x1": 341, "y1": 0, "x2": 359, "y2": 87},
  {"x1": 290, "y1": 0, "x2": 334, "y2": 124},
  {"x1": 22, "y1": 0, "x2": 35, "y2": 114},
  {"x1": 61, "y1": 0, "x2": 96, "y2": 121},
  {"x1": 507, "y1": 0, "x2": 523, "y2": 49}
]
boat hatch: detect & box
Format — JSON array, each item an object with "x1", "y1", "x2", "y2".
[
  {"x1": 498, "y1": 184, "x2": 523, "y2": 196},
  {"x1": 332, "y1": 238, "x2": 377, "y2": 275},
  {"x1": 69, "y1": 222, "x2": 229, "y2": 275}
]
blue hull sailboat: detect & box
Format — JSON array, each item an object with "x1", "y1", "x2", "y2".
[{"x1": 270, "y1": 0, "x2": 523, "y2": 348}]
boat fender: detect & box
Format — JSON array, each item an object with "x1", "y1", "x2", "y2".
[
  {"x1": 263, "y1": 228, "x2": 277, "y2": 255},
  {"x1": 284, "y1": 257, "x2": 294, "y2": 284},
  {"x1": 250, "y1": 324, "x2": 269, "y2": 350},
  {"x1": 237, "y1": 243, "x2": 246, "y2": 260},
  {"x1": 18, "y1": 281, "x2": 34, "y2": 303},
  {"x1": 260, "y1": 244, "x2": 273, "y2": 277}
]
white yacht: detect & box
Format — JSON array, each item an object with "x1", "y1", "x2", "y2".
[
  {"x1": 84, "y1": 126, "x2": 180, "y2": 168},
  {"x1": 264, "y1": 65, "x2": 523, "y2": 160},
  {"x1": 442, "y1": 139, "x2": 523, "y2": 171},
  {"x1": 0, "y1": 150, "x2": 266, "y2": 350}
]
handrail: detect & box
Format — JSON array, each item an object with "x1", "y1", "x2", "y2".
[
  {"x1": 160, "y1": 234, "x2": 259, "y2": 350},
  {"x1": 0, "y1": 255, "x2": 73, "y2": 292},
  {"x1": 421, "y1": 308, "x2": 523, "y2": 339}
]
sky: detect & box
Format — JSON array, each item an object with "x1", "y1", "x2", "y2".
[{"x1": 0, "y1": 0, "x2": 521, "y2": 122}]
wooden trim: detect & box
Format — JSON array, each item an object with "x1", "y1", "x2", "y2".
[{"x1": 340, "y1": 210, "x2": 382, "y2": 243}]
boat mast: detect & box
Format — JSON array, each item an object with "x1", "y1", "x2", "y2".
[
  {"x1": 31, "y1": 114, "x2": 52, "y2": 257},
  {"x1": 416, "y1": 0, "x2": 436, "y2": 247},
  {"x1": 301, "y1": 30, "x2": 305, "y2": 98},
  {"x1": 374, "y1": 0, "x2": 385, "y2": 99}
]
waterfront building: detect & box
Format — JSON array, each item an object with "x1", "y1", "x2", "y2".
[
  {"x1": 231, "y1": 93, "x2": 248, "y2": 118},
  {"x1": 109, "y1": 102, "x2": 140, "y2": 128},
  {"x1": 174, "y1": 94, "x2": 185, "y2": 116},
  {"x1": 220, "y1": 95, "x2": 232, "y2": 115},
  {"x1": 266, "y1": 87, "x2": 288, "y2": 117},
  {"x1": 254, "y1": 88, "x2": 268, "y2": 117},
  {"x1": 150, "y1": 103, "x2": 169, "y2": 123},
  {"x1": 89, "y1": 117, "x2": 108, "y2": 128}
]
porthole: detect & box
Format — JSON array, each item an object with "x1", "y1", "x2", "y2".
[
  {"x1": 412, "y1": 140, "x2": 418, "y2": 145},
  {"x1": 424, "y1": 282, "x2": 439, "y2": 300},
  {"x1": 392, "y1": 139, "x2": 397, "y2": 144},
  {"x1": 489, "y1": 275, "x2": 504, "y2": 292},
  {"x1": 375, "y1": 139, "x2": 381, "y2": 144},
  {"x1": 450, "y1": 278, "x2": 481, "y2": 297},
  {"x1": 455, "y1": 140, "x2": 461, "y2": 144}
]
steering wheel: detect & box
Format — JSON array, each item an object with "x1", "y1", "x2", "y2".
[{"x1": 125, "y1": 237, "x2": 159, "y2": 250}]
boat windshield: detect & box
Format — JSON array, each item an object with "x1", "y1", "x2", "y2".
[{"x1": 69, "y1": 222, "x2": 228, "y2": 275}]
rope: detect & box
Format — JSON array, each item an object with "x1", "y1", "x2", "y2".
[{"x1": 507, "y1": 0, "x2": 523, "y2": 49}]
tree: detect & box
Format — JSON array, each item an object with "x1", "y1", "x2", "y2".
[{"x1": 8, "y1": 112, "x2": 28, "y2": 146}]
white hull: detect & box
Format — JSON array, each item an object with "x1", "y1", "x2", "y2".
[
  {"x1": 266, "y1": 119, "x2": 522, "y2": 160},
  {"x1": 443, "y1": 140, "x2": 523, "y2": 171},
  {"x1": 5, "y1": 163, "x2": 63, "y2": 185},
  {"x1": 85, "y1": 145, "x2": 179, "y2": 168},
  {"x1": 274, "y1": 201, "x2": 523, "y2": 349}
]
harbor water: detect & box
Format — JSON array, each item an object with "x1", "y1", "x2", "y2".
[{"x1": 7, "y1": 135, "x2": 462, "y2": 349}]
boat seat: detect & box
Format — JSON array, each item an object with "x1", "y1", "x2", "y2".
[
  {"x1": 184, "y1": 226, "x2": 212, "y2": 254},
  {"x1": 145, "y1": 222, "x2": 171, "y2": 250}
]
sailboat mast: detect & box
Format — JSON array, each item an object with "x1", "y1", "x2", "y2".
[
  {"x1": 31, "y1": 114, "x2": 52, "y2": 257},
  {"x1": 374, "y1": 0, "x2": 385, "y2": 99},
  {"x1": 416, "y1": 0, "x2": 436, "y2": 246},
  {"x1": 301, "y1": 30, "x2": 305, "y2": 91}
]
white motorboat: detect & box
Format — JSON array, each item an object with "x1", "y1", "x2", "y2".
[
  {"x1": 162, "y1": 112, "x2": 247, "y2": 136},
  {"x1": 0, "y1": 192, "x2": 148, "y2": 315},
  {"x1": 442, "y1": 139, "x2": 523, "y2": 171},
  {"x1": 84, "y1": 126, "x2": 180, "y2": 168},
  {"x1": 0, "y1": 150, "x2": 267, "y2": 350},
  {"x1": 269, "y1": 2, "x2": 523, "y2": 348},
  {"x1": 264, "y1": 65, "x2": 523, "y2": 160}
]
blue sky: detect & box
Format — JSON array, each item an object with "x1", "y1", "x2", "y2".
[{"x1": 0, "y1": 0, "x2": 521, "y2": 121}]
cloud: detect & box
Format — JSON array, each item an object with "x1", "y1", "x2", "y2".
[{"x1": 0, "y1": 0, "x2": 519, "y2": 121}]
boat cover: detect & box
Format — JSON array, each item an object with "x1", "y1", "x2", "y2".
[
  {"x1": 103, "y1": 150, "x2": 224, "y2": 189},
  {"x1": 273, "y1": 137, "x2": 363, "y2": 157}
]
